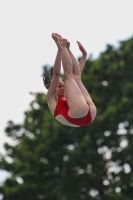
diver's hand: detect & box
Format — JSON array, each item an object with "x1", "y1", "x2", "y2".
[{"x1": 77, "y1": 41, "x2": 87, "y2": 56}]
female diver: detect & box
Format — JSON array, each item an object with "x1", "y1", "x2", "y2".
[{"x1": 43, "y1": 33, "x2": 97, "y2": 127}]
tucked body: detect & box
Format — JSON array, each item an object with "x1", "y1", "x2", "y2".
[{"x1": 44, "y1": 33, "x2": 97, "y2": 127}]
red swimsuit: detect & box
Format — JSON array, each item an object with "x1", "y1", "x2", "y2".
[{"x1": 54, "y1": 97, "x2": 92, "y2": 126}]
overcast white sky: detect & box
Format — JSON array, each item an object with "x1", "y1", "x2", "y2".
[{"x1": 0, "y1": 0, "x2": 133, "y2": 184}]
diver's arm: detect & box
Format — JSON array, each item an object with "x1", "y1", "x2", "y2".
[
  {"x1": 77, "y1": 41, "x2": 87, "y2": 72},
  {"x1": 47, "y1": 47, "x2": 62, "y2": 101}
]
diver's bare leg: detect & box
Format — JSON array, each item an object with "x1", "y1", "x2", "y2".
[{"x1": 67, "y1": 43, "x2": 97, "y2": 120}]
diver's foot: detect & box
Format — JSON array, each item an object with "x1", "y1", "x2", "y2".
[
  {"x1": 56, "y1": 38, "x2": 63, "y2": 50},
  {"x1": 59, "y1": 38, "x2": 68, "y2": 47},
  {"x1": 55, "y1": 33, "x2": 62, "y2": 38},
  {"x1": 52, "y1": 33, "x2": 59, "y2": 43},
  {"x1": 52, "y1": 33, "x2": 67, "y2": 47}
]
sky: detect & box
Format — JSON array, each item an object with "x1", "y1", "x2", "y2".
[{"x1": 0, "y1": 0, "x2": 133, "y2": 185}]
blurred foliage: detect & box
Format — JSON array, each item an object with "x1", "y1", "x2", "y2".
[{"x1": 0, "y1": 37, "x2": 133, "y2": 200}]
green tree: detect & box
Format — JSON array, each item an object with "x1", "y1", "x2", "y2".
[{"x1": 0, "y1": 37, "x2": 133, "y2": 200}]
